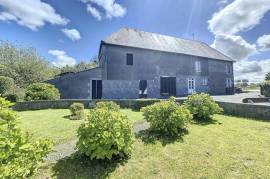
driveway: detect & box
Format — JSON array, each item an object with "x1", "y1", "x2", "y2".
[{"x1": 212, "y1": 91, "x2": 261, "y2": 103}]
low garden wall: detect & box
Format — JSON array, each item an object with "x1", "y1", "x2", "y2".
[
  {"x1": 13, "y1": 99, "x2": 270, "y2": 120},
  {"x1": 242, "y1": 97, "x2": 270, "y2": 103}
]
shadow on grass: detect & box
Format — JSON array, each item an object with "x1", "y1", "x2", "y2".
[
  {"x1": 191, "y1": 118, "x2": 222, "y2": 126},
  {"x1": 52, "y1": 152, "x2": 127, "y2": 179},
  {"x1": 136, "y1": 128, "x2": 188, "y2": 146}
]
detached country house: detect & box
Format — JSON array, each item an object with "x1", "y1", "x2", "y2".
[{"x1": 48, "y1": 28, "x2": 235, "y2": 99}]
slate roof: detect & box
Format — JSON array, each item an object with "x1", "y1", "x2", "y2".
[{"x1": 103, "y1": 28, "x2": 234, "y2": 62}]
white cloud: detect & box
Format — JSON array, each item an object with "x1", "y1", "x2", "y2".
[
  {"x1": 87, "y1": 4, "x2": 102, "y2": 21},
  {"x1": 212, "y1": 34, "x2": 256, "y2": 60},
  {"x1": 257, "y1": 35, "x2": 270, "y2": 52},
  {"x1": 0, "y1": 0, "x2": 69, "y2": 30},
  {"x1": 62, "y1": 28, "x2": 81, "y2": 41},
  {"x1": 235, "y1": 59, "x2": 270, "y2": 82},
  {"x1": 82, "y1": 0, "x2": 126, "y2": 20},
  {"x1": 209, "y1": 0, "x2": 270, "y2": 35},
  {"x1": 48, "y1": 50, "x2": 76, "y2": 67}
]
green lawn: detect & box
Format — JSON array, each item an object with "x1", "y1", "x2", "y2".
[
  {"x1": 18, "y1": 109, "x2": 143, "y2": 145},
  {"x1": 19, "y1": 109, "x2": 270, "y2": 178}
]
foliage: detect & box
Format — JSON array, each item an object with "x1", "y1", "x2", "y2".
[
  {"x1": 0, "y1": 41, "x2": 57, "y2": 88},
  {"x1": 0, "y1": 98, "x2": 53, "y2": 178},
  {"x1": 141, "y1": 97, "x2": 192, "y2": 136},
  {"x1": 25, "y1": 83, "x2": 60, "y2": 101},
  {"x1": 184, "y1": 93, "x2": 223, "y2": 121},
  {"x1": 0, "y1": 76, "x2": 14, "y2": 95},
  {"x1": 265, "y1": 72, "x2": 270, "y2": 81},
  {"x1": 260, "y1": 81, "x2": 270, "y2": 97},
  {"x1": 77, "y1": 107, "x2": 134, "y2": 160},
  {"x1": 3, "y1": 93, "x2": 19, "y2": 102},
  {"x1": 59, "y1": 61, "x2": 97, "y2": 74},
  {"x1": 95, "y1": 101, "x2": 120, "y2": 112},
  {"x1": 69, "y1": 103, "x2": 85, "y2": 120}
]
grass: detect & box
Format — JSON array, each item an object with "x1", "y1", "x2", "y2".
[
  {"x1": 19, "y1": 109, "x2": 270, "y2": 178},
  {"x1": 18, "y1": 109, "x2": 144, "y2": 145}
]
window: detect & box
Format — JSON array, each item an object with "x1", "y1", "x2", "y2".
[
  {"x1": 195, "y1": 61, "x2": 201, "y2": 73},
  {"x1": 226, "y1": 64, "x2": 231, "y2": 74},
  {"x1": 126, "y1": 53, "x2": 133, "y2": 65},
  {"x1": 202, "y1": 78, "x2": 208, "y2": 86},
  {"x1": 139, "y1": 80, "x2": 147, "y2": 98},
  {"x1": 226, "y1": 78, "x2": 233, "y2": 88}
]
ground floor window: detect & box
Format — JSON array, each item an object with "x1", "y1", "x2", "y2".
[
  {"x1": 139, "y1": 80, "x2": 147, "y2": 98},
  {"x1": 226, "y1": 78, "x2": 233, "y2": 88},
  {"x1": 202, "y1": 78, "x2": 208, "y2": 86},
  {"x1": 160, "y1": 77, "x2": 176, "y2": 96}
]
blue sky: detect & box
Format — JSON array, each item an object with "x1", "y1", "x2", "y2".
[{"x1": 0, "y1": 0, "x2": 270, "y2": 82}]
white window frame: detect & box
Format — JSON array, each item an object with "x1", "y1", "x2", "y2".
[
  {"x1": 202, "y1": 78, "x2": 208, "y2": 86},
  {"x1": 226, "y1": 78, "x2": 233, "y2": 88},
  {"x1": 195, "y1": 61, "x2": 201, "y2": 73}
]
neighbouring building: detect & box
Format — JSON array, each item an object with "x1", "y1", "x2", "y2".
[{"x1": 48, "y1": 28, "x2": 235, "y2": 99}]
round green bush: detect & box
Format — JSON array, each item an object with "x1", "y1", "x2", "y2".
[
  {"x1": 184, "y1": 93, "x2": 223, "y2": 121},
  {"x1": 141, "y1": 97, "x2": 192, "y2": 136},
  {"x1": 76, "y1": 108, "x2": 134, "y2": 160},
  {"x1": 0, "y1": 76, "x2": 14, "y2": 95},
  {"x1": 25, "y1": 83, "x2": 60, "y2": 101},
  {"x1": 69, "y1": 103, "x2": 85, "y2": 120},
  {"x1": 261, "y1": 81, "x2": 270, "y2": 97},
  {"x1": 95, "y1": 101, "x2": 120, "y2": 111},
  {"x1": 0, "y1": 97, "x2": 53, "y2": 178}
]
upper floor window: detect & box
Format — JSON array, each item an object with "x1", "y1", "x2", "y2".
[
  {"x1": 126, "y1": 53, "x2": 133, "y2": 66},
  {"x1": 226, "y1": 64, "x2": 231, "y2": 74},
  {"x1": 195, "y1": 61, "x2": 201, "y2": 73}
]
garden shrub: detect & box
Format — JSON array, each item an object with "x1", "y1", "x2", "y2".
[
  {"x1": 184, "y1": 93, "x2": 223, "y2": 121},
  {"x1": 25, "y1": 83, "x2": 60, "y2": 101},
  {"x1": 260, "y1": 81, "x2": 270, "y2": 97},
  {"x1": 3, "y1": 93, "x2": 19, "y2": 102},
  {"x1": 0, "y1": 97, "x2": 53, "y2": 178},
  {"x1": 69, "y1": 103, "x2": 85, "y2": 120},
  {"x1": 0, "y1": 76, "x2": 14, "y2": 95},
  {"x1": 141, "y1": 97, "x2": 192, "y2": 136},
  {"x1": 95, "y1": 101, "x2": 120, "y2": 112},
  {"x1": 77, "y1": 108, "x2": 134, "y2": 160}
]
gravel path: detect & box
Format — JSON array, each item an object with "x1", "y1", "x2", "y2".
[{"x1": 45, "y1": 122, "x2": 149, "y2": 163}]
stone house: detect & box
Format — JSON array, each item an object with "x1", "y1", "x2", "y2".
[{"x1": 48, "y1": 28, "x2": 234, "y2": 99}]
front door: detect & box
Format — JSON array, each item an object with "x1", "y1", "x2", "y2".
[
  {"x1": 160, "y1": 77, "x2": 176, "y2": 97},
  {"x1": 188, "y1": 78, "x2": 195, "y2": 94},
  {"x1": 92, "y1": 80, "x2": 102, "y2": 99}
]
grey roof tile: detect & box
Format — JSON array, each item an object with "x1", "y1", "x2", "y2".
[{"x1": 104, "y1": 28, "x2": 234, "y2": 62}]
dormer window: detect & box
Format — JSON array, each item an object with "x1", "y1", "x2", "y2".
[
  {"x1": 195, "y1": 61, "x2": 201, "y2": 73},
  {"x1": 126, "y1": 53, "x2": 133, "y2": 65}
]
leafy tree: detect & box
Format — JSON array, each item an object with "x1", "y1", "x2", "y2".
[
  {"x1": 0, "y1": 98, "x2": 53, "y2": 178},
  {"x1": 59, "y1": 61, "x2": 97, "y2": 74},
  {"x1": 265, "y1": 72, "x2": 270, "y2": 81},
  {"x1": 0, "y1": 41, "x2": 57, "y2": 88},
  {"x1": 0, "y1": 76, "x2": 14, "y2": 95}
]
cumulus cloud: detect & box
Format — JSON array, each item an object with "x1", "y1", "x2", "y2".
[
  {"x1": 235, "y1": 59, "x2": 270, "y2": 82},
  {"x1": 48, "y1": 50, "x2": 76, "y2": 67},
  {"x1": 212, "y1": 34, "x2": 256, "y2": 60},
  {"x1": 82, "y1": 0, "x2": 126, "y2": 20},
  {"x1": 62, "y1": 28, "x2": 81, "y2": 41},
  {"x1": 0, "y1": 0, "x2": 69, "y2": 30},
  {"x1": 87, "y1": 4, "x2": 102, "y2": 21},
  {"x1": 209, "y1": 0, "x2": 270, "y2": 35},
  {"x1": 257, "y1": 35, "x2": 270, "y2": 51}
]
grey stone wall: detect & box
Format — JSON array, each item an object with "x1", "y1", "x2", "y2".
[{"x1": 47, "y1": 68, "x2": 102, "y2": 99}]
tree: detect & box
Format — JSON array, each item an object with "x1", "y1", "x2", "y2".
[
  {"x1": 0, "y1": 41, "x2": 57, "y2": 88},
  {"x1": 265, "y1": 72, "x2": 270, "y2": 81},
  {"x1": 59, "y1": 61, "x2": 97, "y2": 74},
  {"x1": 0, "y1": 76, "x2": 14, "y2": 95}
]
